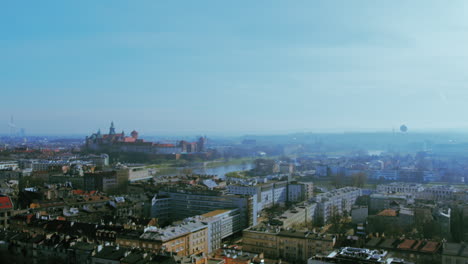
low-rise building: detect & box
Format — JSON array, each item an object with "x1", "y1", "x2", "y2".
[
  {"x1": 350, "y1": 205, "x2": 368, "y2": 224},
  {"x1": 365, "y1": 238, "x2": 441, "y2": 263},
  {"x1": 377, "y1": 182, "x2": 424, "y2": 194},
  {"x1": 0, "y1": 195, "x2": 14, "y2": 228},
  {"x1": 271, "y1": 203, "x2": 317, "y2": 229},
  {"x1": 139, "y1": 218, "x2": 208, "y2": 256},
  {"x1": 243, "y1": 224, "x2": 335, "y2": 263},
  {"x1": 0, "y1": 161, "x2": 19, "y2": 171},
  {"x1": 442, "y1": 243, "x2": 468, "y2": 264},
  {"x1": 367, "y1": 208, "x2": 415, "y2": 234},
  {"x1": 308, "y1": 247, "x2": 414, "y2": 264},
  {"x1": 369, "y1": 193, "x2": 412, "y2": 214},
  {"x1": 91, "y1": 245, "x2": 127, "y2": 264}
]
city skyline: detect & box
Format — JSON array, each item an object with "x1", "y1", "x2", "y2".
[
  {"x1": 3, "y1": 1, "x2": 468, "y2": 134},
  {"x1": 2, "y1": 2, "x2": 468, "y2": 264}
]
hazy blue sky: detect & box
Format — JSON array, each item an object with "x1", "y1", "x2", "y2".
[{"x1": 2, "y1": 1, "x2": 468, "y2": 135}]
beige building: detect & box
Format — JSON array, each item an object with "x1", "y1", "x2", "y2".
[
  {"x1": 187, "y1": 223, "x2": 208, "y2": 255},
  {"x1": 243, "y1": 224, "x2": 335, "y2": 262},
  {"x1": 136, "y1": 218, "x2": 208, "y2": 256}
]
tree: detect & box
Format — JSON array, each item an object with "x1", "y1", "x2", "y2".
[
  {"x1": 351, "y1": 172, "x2": 367, "y2": 188},
  {"x1": 19, "y1": 176, "x2": 44, "y2": 190},
  {"x1": 331, "y1": 173, "x2": 345, "y2": 188},
  {"x1": 181, "y1": 168, "x2": 193, "y2": 176},
  {"x1": 329, "y1": 205, "x2": 347, "y2": 235},
  {"x1": 451, "y1": 205, "x2": 466, "y2": 242}
]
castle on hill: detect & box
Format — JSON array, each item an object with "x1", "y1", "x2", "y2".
[{"x1": 85, "y1": 122, "x2": 207, "y2": 154}]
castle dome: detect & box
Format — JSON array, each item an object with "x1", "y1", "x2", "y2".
[{"x1": 131, "y1": 130, "x2": 139, "y2": 139}]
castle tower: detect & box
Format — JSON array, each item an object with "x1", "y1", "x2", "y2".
[
  {"x1": 131, "y1": 130, "x2": 139, "y2": 139},
  {"x1": 109, "y1": 121, "x2": 116, "y2": 135}
]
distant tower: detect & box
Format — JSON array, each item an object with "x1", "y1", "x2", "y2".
[
  {"x1": 8, "y1": 115, "x2": 16, "y2": 137},
  {"x1": 197, "y1": 136, "x2": 207, "y2": 152},
  {"x1": 109, "y1": 121, "x2": 116, "y2": 135}
]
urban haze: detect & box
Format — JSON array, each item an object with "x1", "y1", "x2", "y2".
[{"x1": 1, "y1": 1, "x2": 468, "y2": 264}]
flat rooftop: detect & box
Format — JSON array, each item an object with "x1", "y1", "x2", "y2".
[{"x1": 201, "y1": 209, "x2": 230, "y2": 218}]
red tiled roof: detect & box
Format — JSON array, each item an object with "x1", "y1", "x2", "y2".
[
  {"x1": 398, "y1": 239, "x2": 417, "y2": 250},
  {"x1": 72, "y1": 190, "x2": 85, "y2": 195},
  {"x1": 421, "y1": 241, "x2": 440, "y2": 253},
  {"x1": 0, "y1": 196, "x2": 13, "y2": 210},
  {"x1": 377, "y1": 209, "x2": 397, "y2": 217},
  {"x1": 156, "y1": 144, "x2": 175, "y2": 147}
]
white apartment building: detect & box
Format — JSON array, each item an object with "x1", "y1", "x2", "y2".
[{"x1": 313, "y1": 187, "x2": 362, "y2": 223}]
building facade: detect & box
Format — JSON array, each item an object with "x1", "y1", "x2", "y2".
[
  {"x1": 155, "y1": 189, "x2": 258, "y2": 229},
  {"x1": 243, "y1": 225, "x2": 335, "y2": 263},
  {"x1": 313, "y1": 187, "x2": 362, "y2": 223}
]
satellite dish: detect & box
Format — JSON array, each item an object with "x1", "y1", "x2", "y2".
[{"x1": 400, "y1": 124, "x2": 408, "y2": 133}]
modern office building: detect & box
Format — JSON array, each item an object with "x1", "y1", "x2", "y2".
[
  {"x1": 199, "y1": 209, "x2": 242, "y2": 253},
  {"x1": 153, "y1": 189, "x2": 258, "y2": 228}
]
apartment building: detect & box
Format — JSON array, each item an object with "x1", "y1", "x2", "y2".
[
  {"x1": 313, "y1": 187, "x2": 361, "y2": 223},
  {"x1": 227, "y1": 181, "x2": 310, "y2": 210},
  {"x1": 377, "y1": 182, "x2": 424, "y2": 194},
  {"x1": 377, "y1": 182, "x2": 462, "y2": 201}
]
